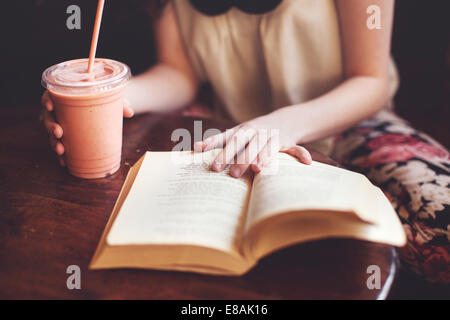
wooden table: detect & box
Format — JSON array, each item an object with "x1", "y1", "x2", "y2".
[{"x1": 0, "y1": 106, "x2": 398, "y2": 299}]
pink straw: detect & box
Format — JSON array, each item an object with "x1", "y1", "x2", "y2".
[{"x1": 87, "y1": 0, "x2": 105, "y2": 73}]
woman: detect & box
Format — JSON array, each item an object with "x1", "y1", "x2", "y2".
[{"x1": 42, "y1": 0, "x2": 449, "y2": 283}]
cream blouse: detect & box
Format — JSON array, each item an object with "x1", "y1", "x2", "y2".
[{"x1": 172, "y1": 0, "x2": 398, "y2": 154}]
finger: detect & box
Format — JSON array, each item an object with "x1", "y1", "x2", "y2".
[
  {"x1": 58, "y1": 156, "x2": 66, "y2": 167},
  {"x1": 41, "y1": 91, "x2": 54, "y2": 112},
  {"x1": 281, "y1": 145, "x2": 312, "y2": 165},
  {"x1": 49, "y1": 135, "x2": 65, "y2": 156},
  {"x1": 230, "y1": 131, "x2": 268, "y2": 178},
  {"x1": 250, "y1": 136, "x2": 279, "y2": 173},
  {"x1": 42, "y1": 110, "x2": 64, "y2": 139},
  {"x1": 193, "y1": 132, "x2": 225, "y2": 152},
  {"x1": 43, "y1": 113, "x2": 63, "y2": 139},
  {"x1": 41, "y1": 108, "x2": 55, "y2": 129},
  {"x1": 250, "y1": 163, "x2": 261, "y2": 173},
  {"x1": 52, "y1": 123, "x2": 63, "y2": 139},
  {"x1": 123, "y1": 99, "x2": 134, "y2": 118},
  {"x1": 194, "y1": 127, "x2": 237, "y2": 152},
  {"x1": 212, "y1": 127, "x2": 256, "y2": 172}
]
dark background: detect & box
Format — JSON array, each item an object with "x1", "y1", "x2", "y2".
[{"x1": 1, "y1": 0, "x2": 156, "y2": 105}]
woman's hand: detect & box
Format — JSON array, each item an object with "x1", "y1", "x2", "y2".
[
  {"x1": 40, "y1": 91, "x2": 134, "y2": 166},
  {"x1": 193, "y1": 110, "x2": 312, "y2": 178}
]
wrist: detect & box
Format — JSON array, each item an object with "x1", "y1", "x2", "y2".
[{"x1": 272, "y1": 105, "x2": 309, "y2": 144}]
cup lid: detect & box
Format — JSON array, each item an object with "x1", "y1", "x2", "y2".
[{"x1": 42, "y1": 58, "x2": 130, "y2": 94}]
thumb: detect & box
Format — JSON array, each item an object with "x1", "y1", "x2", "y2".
[
  {"x1": 123, "y1": 99, "x2": 134, "y2": 118},
  {"x1": 281, "y1": 145, "x2": 312, "y2": 165}
]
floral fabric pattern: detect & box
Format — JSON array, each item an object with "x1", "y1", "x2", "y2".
[{"x1": 332, "y1": 110, "x2": 450, "y2": 283}]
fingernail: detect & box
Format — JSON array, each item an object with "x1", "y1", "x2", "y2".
[
  {"x1": 213, "y1": 162, "x2": 222, "y2": 171},
  {"x1": 252, "y1": 164, "x2": 261, "y2": 172},
  {"x1": 55, "y1": 143, "x2": 64, "y2": 155},
  {"x1": 230, "y1": 167, "x2": 240, "y2": 177}
]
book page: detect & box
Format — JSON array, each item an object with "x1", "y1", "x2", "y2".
[
  {"x1": 245, "y1": 153, "x2": 380, "y2": 231},
  {"x1": 107, "y1": 150, "x2": 251, "y2": 254}
]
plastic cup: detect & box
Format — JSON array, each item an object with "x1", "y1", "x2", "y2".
[{"x1": 42, "y1": 58, "x2": 131, "y2": 179}]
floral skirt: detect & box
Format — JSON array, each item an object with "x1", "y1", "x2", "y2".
[{"x1": 332, "y1": 110, "x2": 450, "y2": 283}]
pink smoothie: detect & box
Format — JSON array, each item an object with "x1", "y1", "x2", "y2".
[{"x1": 42, "y1": 58, "x2": 130, "y2": 179}]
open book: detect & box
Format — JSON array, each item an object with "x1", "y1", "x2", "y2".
[{"x1": 90, "y1": 150, "x2": 406, "y2": 275}]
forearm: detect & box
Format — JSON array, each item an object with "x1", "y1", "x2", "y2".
[
  {"x1": 278, "y1": 75, "x2": 390, "y2": 144},
  {"x1": 125, "y1": 63, "x2": 197, "y2": 114}
]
